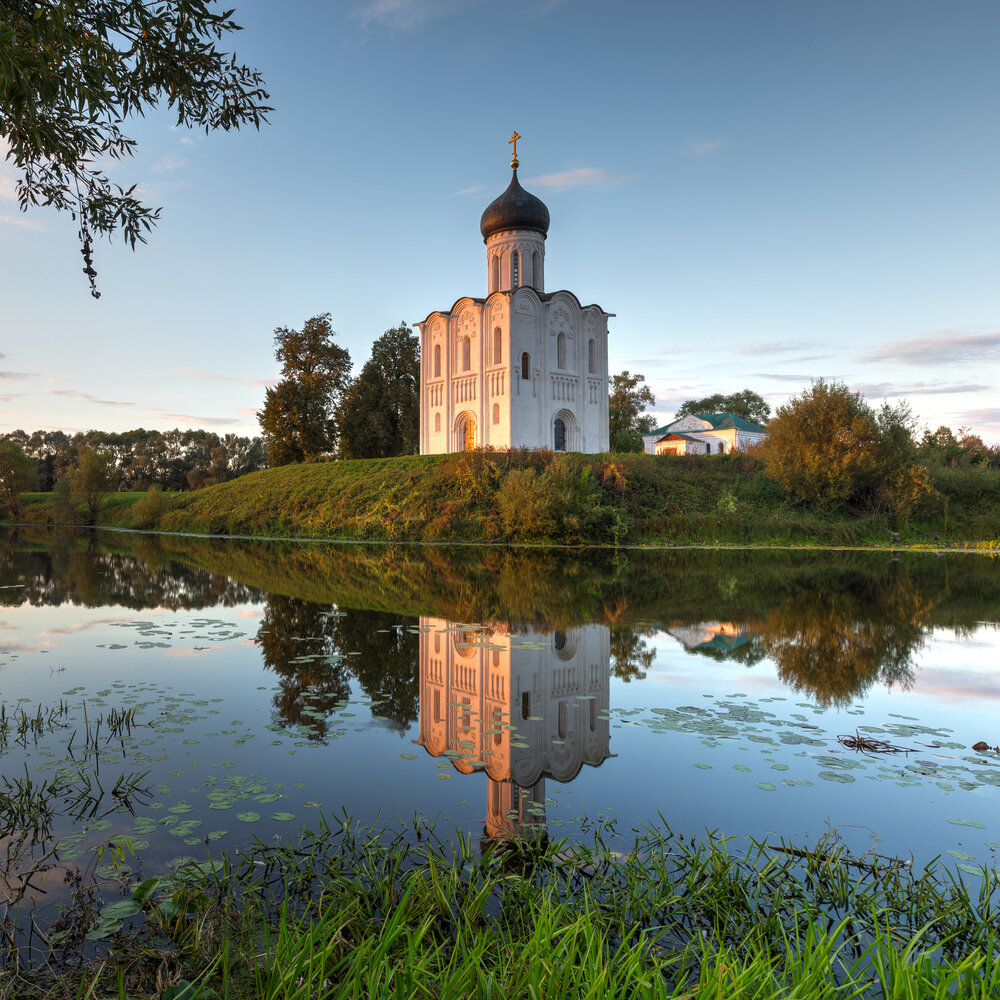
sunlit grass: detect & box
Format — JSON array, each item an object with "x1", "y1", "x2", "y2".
[
  {"x1": 14, "y1": 448, "x2": 1000, "y2": 547},
  {"x1": 5, "y1": 814, "x2": 998, "y2": 998}
]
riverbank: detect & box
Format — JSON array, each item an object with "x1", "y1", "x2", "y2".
[
  {"x1": 5, "y1": 818, "x2": 998, "y2": 999},
  {"x1": 12, "y1": 451, "x2": 1000, "y2": 547}
]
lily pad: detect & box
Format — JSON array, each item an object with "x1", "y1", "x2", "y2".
[{"x1": 236, "y1": 811, "x2": 261, "y2": 823}]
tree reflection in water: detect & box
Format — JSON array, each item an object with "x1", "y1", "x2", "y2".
[
  {"x1": 757, "y1": 575, "x2": 930, "y2": 706},
  {"x1": 4, "y1": 527, "x2": 997, "y2": 719},
  {"x1": 255, "y1": 597, "x2": 420, "y2": 736}
]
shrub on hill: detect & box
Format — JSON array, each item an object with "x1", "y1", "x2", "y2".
[{"x1": 761, "y1": 380, "x2": 937, "y2": 520}]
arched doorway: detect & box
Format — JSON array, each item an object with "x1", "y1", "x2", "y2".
[
  {"x1": 455, "y1": 414, "x2": 476, "y2": 451},
  {"x1": 554, "y1": 418, "x2": 566, "y2": 451},
  {"x1": 552, "y1": 409, "x2": 576, "y2": 452}
]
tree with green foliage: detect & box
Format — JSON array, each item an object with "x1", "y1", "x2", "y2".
[
  {"x1": 0, "y1": 439, "x2": 37, "y2": 516},
  {"x1": 608, "y1": 371, "x2": 656, "y2": 452},
  {"x1": 66, "y1": 446, "x2": 115, "y2": 523},
  {"x1": 337, "y1": 324, "x2": 420, "y2": 459},
  {"x1": 0, "y1": 0, "x2": 270, "y2": 297},
  {"x1": 919, "y1": 426, "x2": 997, "y2": 468},
  {"x1": 762, "y1": 379, "x2": 931, "y2": 517},
  {"x1": 675, "y1": 389, "x2": 770, "y2": 427},
  {"x1": 258, "y1": 314, "x2": 352, "y2": 465}
]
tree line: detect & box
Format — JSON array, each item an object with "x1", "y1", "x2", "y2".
[{"x1": 0, "y1": 428, "x2": 267, "y2": 509}]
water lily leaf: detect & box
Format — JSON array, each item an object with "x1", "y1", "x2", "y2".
[
  {"x1": 85, "y1": 917, "x2": 122, "y2": 941},
  {"x1": 757, "y1": 782, "x2": 777, "y2": 791},
  {"x1": 947, "y1": 850, "x2": 977, "y2": 862},
  {"x1": 101, "y1": 900, "x2": 141, "y2": 920},
  {"x1": 236, "y1": 811, "x2": 260, "y2": 823},
  {"x1": 947, "y1": 818, "x2": 986, "y2": 829},
  {"x1": 818, "y1": 771, "x2": 855, "y2": 783},
  {"x1": 271, "y1": 812, "x2": 296, "y2": 821}
]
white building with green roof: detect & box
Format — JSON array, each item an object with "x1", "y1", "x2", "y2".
[{"x1": 641, "y1": 413, "x2": 767, "y2": 456}]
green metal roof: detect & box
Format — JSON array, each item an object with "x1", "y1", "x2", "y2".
[{"x1": 646, "y1": 412, "x2": 766, "y2": 436}]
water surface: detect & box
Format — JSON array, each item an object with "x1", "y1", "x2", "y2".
[{"x1": 2, "y1": 528, "x2": 999, "y2": 934}]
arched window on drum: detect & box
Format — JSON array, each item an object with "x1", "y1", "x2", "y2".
[{"x1": 521, "y1": 352, "x2": 530, "y2": 381}]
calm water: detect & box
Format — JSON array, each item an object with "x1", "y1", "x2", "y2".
[{"x1": 2, "y1": 528, "x2": 1000, "y2": 927}]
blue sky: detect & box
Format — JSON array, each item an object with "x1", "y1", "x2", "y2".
[{"x1": 2, "y1": 0, "x2": 998, "y2": 441}]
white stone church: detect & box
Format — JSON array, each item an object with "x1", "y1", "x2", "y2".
[{"x1": 417, "y1": 138, "x2": 611, "y2": 454}]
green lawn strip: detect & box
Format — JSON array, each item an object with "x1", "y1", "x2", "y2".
[
  {"x1": 11, "y1": 451, "x2": 1000, "y2": 547},
  {"x1": 10, "y1": 819, "x2": 999, "y2": 998}
]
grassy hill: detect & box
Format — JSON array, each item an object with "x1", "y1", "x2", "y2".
[{"x1": 14, "y1": 449, "x2": 1000, "y2": 547}]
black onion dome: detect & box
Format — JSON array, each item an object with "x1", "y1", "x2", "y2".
[{"x1": 480, "y1": 168, "x2": 550, "y2": 242}]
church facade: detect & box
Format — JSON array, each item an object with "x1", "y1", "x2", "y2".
[{"x1": 418, "y1": 137, "x2": 612, "y2": 454}]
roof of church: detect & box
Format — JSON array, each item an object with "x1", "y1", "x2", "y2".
[
  {"x1": 647, "y1": 412, "x2": 767, "y2": 436},
  {"x1": 480, "y1": 167, "x2": 550, "y2": 241}
]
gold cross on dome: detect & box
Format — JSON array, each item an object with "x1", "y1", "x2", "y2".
[{"x1": 509, "y1": 130, "x2": 521, "y2": 166}]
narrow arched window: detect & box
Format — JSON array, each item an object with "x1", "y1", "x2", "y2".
[
  {"x1": 434, "y1": 412, "x2": 441, "y2": 432},
  {"x1": 492, "y1": 255, "x2": 500, "y2": 292},
  {"x1": 433, "y1": 344, "x2": 441, "y2": 378},
  {"x1": 511, "y1": 251, "x2": 519, "y2": 288},
  {"x1": 461, "y1": 336, "x2": 471, "y2": 372},
  {"x1": 554, "y1": 418, "x2": 566, "y2": 451},
  {"x1": 588, "y1": 338, "x2": 596, "y2": 374},
  {"x1": 558, "y1": 702, "x2": 567, "y2": 740},
  {"x1": 718, "y1": 442, "x2": 725, "y2": 454},
  {"x1": 557, "y1": 332, "x2": 566, "y2": 369},
  {"x1": 493, "y1": 327, "x2": 501, "y2": 365},
  {"x1": 521, "y1": 352, "x2": 530, "y2": 380},
  {"x1": 533, "y1": 250, "x2": 541, "y2": 287},
  {"x1": 492, "y1": 403, "x2": 499, "y2": 425}
]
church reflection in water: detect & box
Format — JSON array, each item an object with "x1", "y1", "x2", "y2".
[{"x1": 418, "y1": 618, "x2": 612, "y2": 842}]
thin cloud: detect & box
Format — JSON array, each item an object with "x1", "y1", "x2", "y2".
[
  {"x1": 853, "y1": 381, "x2": 991, "y2": 399},
  {"x1": 162, "y1": 412, "x2": 242, "y2": 427},
  {"x1": 48, "y1": 388, "x2": 135, "y2": 407},
  {"x1": 151, "y1": 153, "x2": 188, "y2": 174},
  {"x1": 751, "y1": 372, "x2": 832, "y2": 383},
  {"x1": 0, "y1": 173, "x2": 16, "y2": 201},
  {"x1": 867, "y1": 331, "x2": 1000, "y2": 364},
  {"x1": 684, "y1": 139, "x2": 725, "y2": 157},
  {"x1": 733, "y1": 340, "x2": 811, "y2": 356},
  {"x1": 172, "y1": 369, "x2": 272, "y2": 388},
  {"x1": 179, "y1": 136, "x2": 195, "y2": 146},
  {"x1": 0, "y1": 213, "x2": 43, "y2": 231},
  {"x1": 0, "y1": 371, "x2": 38, "y2": 380},
  {"x1": 524, "y1": 168, "x2": 628, "y2": 192},
  {"x1": 354, "y1": 0, "x2": 478, "y2": 29},
  {"x1": 960, "y1": 408, "x2": 1000, "y2": 425},
  {"x1": 452, "y1": 184, "x2": 486, "y2": 197}
]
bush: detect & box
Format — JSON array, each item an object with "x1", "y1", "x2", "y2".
[
  {"x1": 762, "y1": 380, "x2": 930, "y2": 518},
  {"x1": 496, "y1": 454, "x2": 626, "y2": 544},
  {"x1": 132, "y1": 485, "x2": 167, "y2": 529}
]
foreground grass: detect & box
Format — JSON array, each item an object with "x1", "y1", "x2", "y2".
[
  {"x1": 5, "y1": 818, "x2": 999, "y2": 999},
  {"x1": 12, "y1": 450, "x2": 1000, "y2": 547}
]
